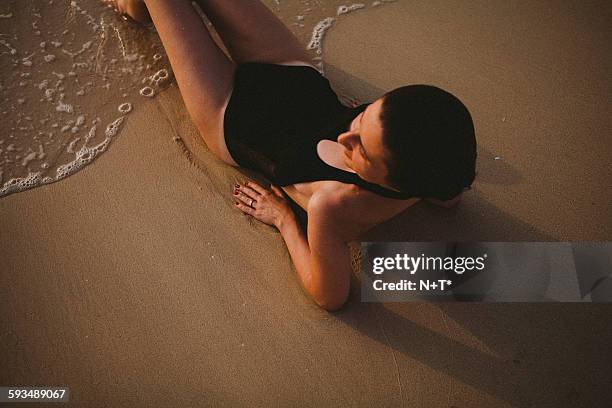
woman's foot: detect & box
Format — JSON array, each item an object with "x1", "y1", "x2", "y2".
[{"x1": 103, "y1": 0, "x2": 151, "y2": 24}]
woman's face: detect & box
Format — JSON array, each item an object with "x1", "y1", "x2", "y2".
[{"x1": 337, "y1": 98, "x2": 398, "y2": 190}]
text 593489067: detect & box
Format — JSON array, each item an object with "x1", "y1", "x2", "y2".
[{"x1": 0, "y1": 387, "x2": 69, "y2": 402}]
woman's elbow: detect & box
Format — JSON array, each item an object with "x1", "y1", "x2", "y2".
[{"x1": 313, "y1": 294, "x2": 348, "y2": 312}]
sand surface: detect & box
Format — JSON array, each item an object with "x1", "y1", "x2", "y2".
[{"x1": 2, "y1": 1, "x2": 612, "y2": 407}]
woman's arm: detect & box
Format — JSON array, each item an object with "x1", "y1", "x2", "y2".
[
  {"x1": 278, "y1": 195, "x2": 354, "y2": 311},
  {"x1": 234, "y1": 182, "x2": 354, "y2": 311}
]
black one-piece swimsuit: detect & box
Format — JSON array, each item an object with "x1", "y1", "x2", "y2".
[{"x1": 223, "y1": 63, "x2": 413, "y2": 200}]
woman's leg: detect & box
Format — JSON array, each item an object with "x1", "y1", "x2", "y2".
[
  {"x1": 103, "y1": 0, "x2": 151, "y2": 23},
  {"x1": 193, "y1": 0, "x2": 313, "y2": 66},
  {"x1": 143, "y1": 0, "x2": 238, "y2": 165}
]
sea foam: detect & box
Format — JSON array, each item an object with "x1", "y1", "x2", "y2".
[
  {"x1": 0, "y1": 0, "x2": 170, "y2": 198},
  {"x1": 1, "y1": 0, "x2": 396, "y2": 198}
]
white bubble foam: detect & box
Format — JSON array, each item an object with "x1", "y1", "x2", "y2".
[
  {"x1": 21, "y1": 150, "x2": 39, "y2": 167},
  {"x1": 105, "y1": 117, "x2": 124, "y2": 138},
  {"x1": 66, "y1": 137, "x2": 81, "y2": 153},
  {"x1": 337, "y1": 4, "x2": 366, "y2": 16},
  {"x1": 307, "y1": 17, "x2": 336, "y2": 55},
  {"x1": 153, "y1": 68, "x2": 168, "y2": 80},
  {"x1": 118, "y1": 102, "x2": 132, "y2": 114},
  {"x1": 0, "y1": 172, "x2": 42, "y2": 196},
  {"x1": 139, "y1": 86, "x2": 155, "y2": 97},
  {"x1": 0, "y1": 39, "x2": 17, "y2": 55},
  {"x1": 55, "y1": 119, "x2": 124, "y2": 181},
  {"x1": 56, "y1": 100, "x2": 74, "y2": 113},
  {"x1": 141, "y1": 68, "x2": 170, "y2": 90}
]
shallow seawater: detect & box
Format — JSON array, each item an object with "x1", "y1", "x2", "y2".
[{"x1": 0, "y1": 0, "x2": 394, "y2": 198}]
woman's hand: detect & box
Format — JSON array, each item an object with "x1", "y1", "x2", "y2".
[{"x1": 234, "y1": 181, "x2": 294, "y2": 229}]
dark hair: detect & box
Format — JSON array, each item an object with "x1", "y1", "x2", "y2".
[{"x1": 379, "y1": 85, "x2": 477, "y2": 201}]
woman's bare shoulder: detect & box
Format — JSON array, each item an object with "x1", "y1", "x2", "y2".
[{"x1": 308, "y1": 182, "x2": 420, "y2": 236}]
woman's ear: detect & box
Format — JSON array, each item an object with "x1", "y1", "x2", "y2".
[{"x1": 337, "y1": 131, "x2": 357, "y2": 149}]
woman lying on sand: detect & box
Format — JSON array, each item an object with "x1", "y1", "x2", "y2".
[{"x1": 105, "y1": 0, "x2": 477, "y2": 311}]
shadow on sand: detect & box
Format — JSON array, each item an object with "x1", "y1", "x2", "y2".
[{"x1": 316, "y1": 66, "x2": 611, "y2": 407}]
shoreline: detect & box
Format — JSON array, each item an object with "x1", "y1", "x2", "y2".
[{"x1": 1, "y1": 0, "x2": 611, "y2": 406}]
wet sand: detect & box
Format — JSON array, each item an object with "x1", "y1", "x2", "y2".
[{"x1": 1, "y1": 1, "x2": 611, "y2": 407}]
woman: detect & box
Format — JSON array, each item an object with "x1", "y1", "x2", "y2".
[{"x1": 106, "y1": 0, "x2": 477, "y2": 311}]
